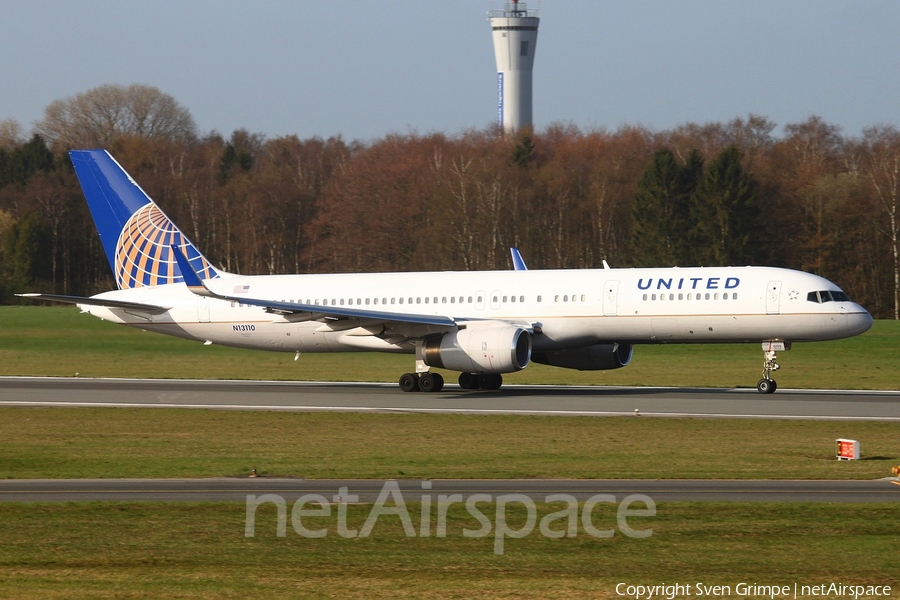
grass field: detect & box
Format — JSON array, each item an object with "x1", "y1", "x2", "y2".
[
  {"x1": 0, "y1": 502, "x2": 897, "y2": 599},
  {"x1": 1, "y1": 306, "x2": 899, "y2": 389},
  {"x1": 2, "y1": 306, "x2": 898, "y2": 598},
  {"x1": 1, "y1": 408, "x2": 897, "y2": 480}
]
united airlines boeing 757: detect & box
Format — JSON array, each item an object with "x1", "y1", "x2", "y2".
[{"x1": 20, "y1": 150, "x2": 873, "y2": 393}]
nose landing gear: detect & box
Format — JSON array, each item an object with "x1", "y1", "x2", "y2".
[{"x1": 757, "y1": 341, "x2": 788, "y2": 394}]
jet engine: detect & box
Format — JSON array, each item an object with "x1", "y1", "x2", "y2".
[
  {"x1": 423, "y1": 324, "x2": 532, "y2": 374},
  {"x1": 531, "y1": 343, "x2": 633, "y2": 371}
]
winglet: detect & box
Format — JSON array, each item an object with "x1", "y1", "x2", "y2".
[{"x1": 510, "y1": 247, "x2": 528, "y2": 271}]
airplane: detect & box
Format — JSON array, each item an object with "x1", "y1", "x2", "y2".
[{"x1": 20, "y1": 149, "x2": 873, "y2": 394}]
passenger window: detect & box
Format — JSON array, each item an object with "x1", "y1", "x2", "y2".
[
  {"x1": 510, "y1": 296, "x2": 516, "y2": 303},
  {"x1": 554, "y1": 295, "x2": 559, "y2": 302},
  {"x1": 651, "y1": 294, "x2": 657, "y2": 301},
  {"x1": 468, "y1": 297, "x2": 473, "y2": 303},
  {"x1": 581, "y1": 295, "x2": 586, "y2": 302},
  {"x1": 563, "y1": 295, "x2": 569, "y2": 302},
  {"x1": 733, "y1": 293, "x2": 738, "y2": 300},
  {"x1": 714, "y1": 293, "x2": 719, "y2": 300},
  {"x1": 678, "y1": 293, "x2": 683, "y2": 300},
  {"x1": 537, "y1": 295, "x2": 542, "y2": 302},
  {"x1": 451, "y1": 297, "x2": 456, "y2": 304},
  {"x1": 366, "y1": 298, "x2": 370, "y2": 305},
  {"x1": 399, "y1": 298, "x2": 404, "y2": 304},
  {"x1": 416, "y1": 297, "x2": 421, "y2": 304},
  {"x1": 504, "y1": 296, "x2": 509, "y2": 303},
  {"x1": 669, "y1": 294, "x2": 674, "y2": 301},
  {"x1": 643, "y1": 294, "x2": 648, "y2": 301},
  {"x1": 520, "y1": 296, "x2": 524, "y2": 302},
  {"x1": 705, "y1": 293, "x2": 710, "y2": 300}
]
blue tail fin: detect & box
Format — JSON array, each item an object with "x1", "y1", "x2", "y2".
[{"x1": 69, "y1": 150, "x2": 219, "y2": 290}]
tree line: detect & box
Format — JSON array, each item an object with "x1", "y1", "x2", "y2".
[{"x1": 1, "y1": 85, "x2": 898, "y2": 319}]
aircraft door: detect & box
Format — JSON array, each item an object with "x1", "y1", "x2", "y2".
[
  {"x1": 766, "y1": 281, "x2": 782, "y2": 314},
  {"x1": 603, "y1": 280, "x2": 619, "y2": 316},
  {"x1": 198, "y1": 297, "x2": 210, "y2": 323},
  {"x1": 491, "y1": 290, "x2": 501, "y2": 310}
]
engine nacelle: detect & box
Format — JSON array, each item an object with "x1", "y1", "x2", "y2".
[
  {"x1": 532, "y1": 343, "x2": 633, "y2": 371},
  {"x1": 423, "y1": 325, "x2": 532, "y2": 374}
]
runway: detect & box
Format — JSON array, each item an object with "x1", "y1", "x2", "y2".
[
  {"x1": 1, "y1": 376, "x2": 899, "y2": 420},
  {"x1": 2, "y1": 478, "x2": 898, "y2": 503}
]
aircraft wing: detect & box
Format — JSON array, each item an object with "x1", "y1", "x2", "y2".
[
  {"x1": 170, "y1": 246, "x2": 457, "y2": 328},
  {"x1": 16, "y1": 293, "x2": 170, "y2": 313}
]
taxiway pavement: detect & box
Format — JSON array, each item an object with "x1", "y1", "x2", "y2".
[{"x1": 1, "y1": 377, "x2": 899, "y2": 420}]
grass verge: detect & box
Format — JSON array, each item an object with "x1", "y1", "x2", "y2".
[
  {"x1": 1, "y1": 306, "x2": 899, "y2": 389},
  {"x1": 2, "y1": 408, "x2": 897, "y2": 479},
  {"x1": 0, "y1": 501, "x2": 897, "y2": 599}
]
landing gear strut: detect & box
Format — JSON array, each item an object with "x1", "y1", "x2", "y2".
[
  {"x1": 399, "y1": 340, "x2": 444, "y2": 393},
  {"x1": 756, "y1": 342, "x2": 786, "y2": 394}
]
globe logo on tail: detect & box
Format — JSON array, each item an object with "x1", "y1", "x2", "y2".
[{"x1": 114, "y1": 204, "x2": 215, "y2": 289}]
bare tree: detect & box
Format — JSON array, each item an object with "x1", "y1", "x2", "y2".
[
  {"x1": 0, "y1": 119, "x2": 24, "y2": 151},
  {"x1": 36, "y1": 84, "x2": 197, "y2": 149},
  {"x1": 860, "y1": 126, "x2": 900, "y2": 319}
]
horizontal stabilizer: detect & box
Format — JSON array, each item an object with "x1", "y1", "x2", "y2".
[{"x1": 16, "y1": 293, "x2": 169, "y2": 313}]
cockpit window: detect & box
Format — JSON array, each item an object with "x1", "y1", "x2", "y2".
[{"x1": 807, "y1": 290, "x2": 850, "y2": 303}]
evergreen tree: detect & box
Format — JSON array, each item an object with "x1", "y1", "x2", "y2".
[
  {"x1": 632, "y1": 148, "x2": 701, "y2": 266},
  {"x1": 691, "y1": 145, "x2": 760, "y2": 266}
]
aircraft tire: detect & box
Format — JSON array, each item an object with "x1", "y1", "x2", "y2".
[
  {"x1": 399, "y1": 373, "x2": 420, "y2": 392},
  {"x1": 756, "y1": 378, "x2": 777, "y2": 394},
  {"x1": 458, "y1": 372, "x2": 480, "y2": 390},
  {"x1": 480, "y1": 374, "x2": 503, "y2": 390},
  {"x1": 419, "y1": 372, "x2": 444, "y2": 393}
]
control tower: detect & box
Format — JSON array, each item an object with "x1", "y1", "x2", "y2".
[{"x1": 488, "y1": 0, "x2": 540, "y2": 133}]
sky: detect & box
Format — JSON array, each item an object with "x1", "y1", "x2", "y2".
[{"x1": 2, "y1": 1, "x2": 900, "y2": 142}]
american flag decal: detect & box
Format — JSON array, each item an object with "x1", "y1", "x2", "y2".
[{"x1": 234, "y1": 285, "x2": 250, "y2": 293}]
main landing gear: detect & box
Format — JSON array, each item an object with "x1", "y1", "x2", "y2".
[
  {"x1": 457, "y1": 372, "x2": 503, "y2": 390},
  {"x1": 756, "y1": 342, "x2": 787, "y2": 394},
  {"x1": 399, "y1": 372, "x2": 444, "y2": 393},
  {"x1": 398, "y1": 372, "x2": 505, "y2": 392}
]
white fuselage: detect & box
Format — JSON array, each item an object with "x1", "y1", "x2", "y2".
[{"x1": 81, "y1": 266, "x2": 873, "y2": 356}]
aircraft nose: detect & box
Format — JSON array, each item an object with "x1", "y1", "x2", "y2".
[{"x1": 846, "y1": 308, "x2": 873, "y2": 336}]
